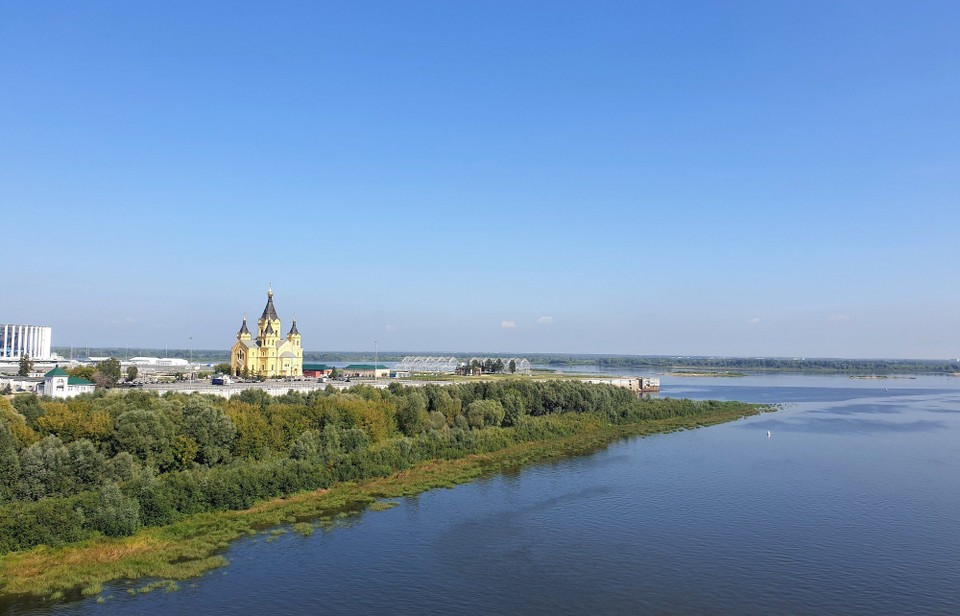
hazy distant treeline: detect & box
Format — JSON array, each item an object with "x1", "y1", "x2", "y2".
[
  {"x1": 527, "y1": 355, "x2": 960, "y2": 374},
  {"x1": 53, "y1": 349, "x2": 959, "y2": 374}
]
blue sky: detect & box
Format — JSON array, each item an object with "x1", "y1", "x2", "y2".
[{"x1": 2, "y1": 1, "x2": 958, "y2": 358}]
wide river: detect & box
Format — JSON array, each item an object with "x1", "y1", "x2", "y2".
[{"x1": 15, "y1": 373, "x2": 960, "y2": 615}]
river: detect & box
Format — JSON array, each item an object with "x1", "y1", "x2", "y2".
[{"x1": 16, "y1": 374, "x2": 960, "y2": 615}]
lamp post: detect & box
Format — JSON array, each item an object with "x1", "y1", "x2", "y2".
[
  {"x1": 374, "y1": 340, "x2": 378, "y2": 383},
  {"x1": 188, "y1": 337, "x2": 193, "y2": 382}
]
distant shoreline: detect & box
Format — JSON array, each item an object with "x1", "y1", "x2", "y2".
[
  {"x1": 49, "y1": 348, "x2": 960, "y2": 376},
  {"x1": 667, "y1": 371, "x2": 747, "y2": 378}
]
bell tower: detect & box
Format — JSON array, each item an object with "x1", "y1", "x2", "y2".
[{"x1": 257, "y1": 286, "x2": 281, "y2": 344}]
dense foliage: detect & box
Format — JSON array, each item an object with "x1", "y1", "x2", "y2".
[{"x1": 0, "y1": 381, "x2": 741, "y2": 553}]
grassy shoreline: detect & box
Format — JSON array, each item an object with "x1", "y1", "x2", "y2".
[{"x1": 0, "y1": 402, "x2": 768, "y2": 604}]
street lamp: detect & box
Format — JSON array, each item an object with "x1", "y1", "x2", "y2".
[{"x1": 374, "y1": 340, "x2": 378, "y2": 383}]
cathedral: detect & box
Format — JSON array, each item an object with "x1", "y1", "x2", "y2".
[{"x1": 230, "y1": 288, "x2": 303, "y2": 378}]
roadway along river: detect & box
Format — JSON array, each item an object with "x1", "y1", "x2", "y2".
[{"x1": 22, "y1": 374, "x2": 960, "y2": 615}]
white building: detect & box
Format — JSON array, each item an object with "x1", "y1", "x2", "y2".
[
  {"x1": 128, "y1": 357, "x2": 190, "y2": 368},
  {"x1": 0, "y1": 376, "x2": 42, "y2": 393},
  {"x1": 1, "y1": 324, "x2": 53, "y2": 361},
  {"x1": 394, "y1": 356, "x2": 459, "y2": 374},
  {"x1": 37, "y1": 366, "x2": 95, "y2": 399}
]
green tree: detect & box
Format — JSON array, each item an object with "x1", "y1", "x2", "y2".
[
  {"x1": 113, "y1": 409, "x2": 176, "y2": 470},
  {"x1": 494, "y1": 358, "x2": 505, "y2": 373},
  {"x1": 396, "y1": 390, "x2": 428, "y2": 436},
  {"x1": 290, "y1": 430, "x2": 322, "y2": 461},
  {"x1": 466, "y1": 399, "x2": 505, "y2": 429},
  {"x1": 213, "y1": 363, "x2": 232, "y2": 375},
  {"x1": 0, "y1": 423, "x2": 21, "y2": 504},
  {"x1": 502, "y1": 392, "x2": 526, "y2": 426},
  {"x1": 424, "y1": 411, "x2": 447, "y2": 431},
  {"x1": 509, "y1": 359, "x2": 517, "y2": 374},
  {"x1": 18, "y1": 435, "x2": 72, "y2": 500},
  {"x1": 68, "y1": 365, "x2": 96, "y2": 382},
  {"x1": 18, "y1": 354, "x2": 33, "y2": 377},
  {"x1": 181, "y1": 399, "x2": 236, "y2": 465},
  {"x1": 12, "y1": 394, "x2": 44, "y2": 428},
  {"x1": 94, "y1": 358, "x2": 122, "y2": 388},
  {"x1": 427, "y1": 387, "x2": 461, "y2": 420},
  {"x1": 105, "y1": 451, "x2": 142, "y2": 483},
  {"x1": 126, "y1": 366, "x2": 139, "y2": 382},
  {"x1": 89, "y1": 482, "x2": 141, "y2": 537},
  {"x1": 170, "y1": 435, "x2": 200, "y2": 470},
  {"x1": 66, "y1": 439, "x2": 107, "y2": 491}
]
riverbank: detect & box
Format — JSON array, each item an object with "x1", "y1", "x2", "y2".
[{"x1": 0, "y1": 402, "x2": 767, "y2": 604}]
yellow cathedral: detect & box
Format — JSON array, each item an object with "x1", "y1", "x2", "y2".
[{"x1": 231, "y1": 288, "x2": 303, "y2": 378}]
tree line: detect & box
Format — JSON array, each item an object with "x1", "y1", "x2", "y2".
[
  {"x1": 0, "y1": 381, "x2": 741, "y2": 553},
  {"x1": 527, "y1": 355, "x2": 960, "y2": 374}
]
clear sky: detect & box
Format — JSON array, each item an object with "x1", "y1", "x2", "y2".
[{"x1": 2, "y1": 1, "x2": 958, "y2": 358}]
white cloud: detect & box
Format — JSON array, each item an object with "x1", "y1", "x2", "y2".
[
  {"x1": 500, "y1": 320, "x2": 517, "y2": 329},
  {"x1": 537, "y1": 316, "x2": 554, "y2": 324},
  {"x1": 124, "y1": 317, "x2": 136, "y2": 323},
  {"x1": 747, "y1": 317, "x2": 761, "y2": 324},
  {"x1": 385, "y1": 324, "x2": 397, "y2": 332}
]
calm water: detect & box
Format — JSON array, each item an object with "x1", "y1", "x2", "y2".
[{"x1": 16, "y1": 374, "x2": 960, "y2": 615}]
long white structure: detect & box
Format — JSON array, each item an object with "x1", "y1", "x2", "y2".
[
  {"x1": 395, "y1": 356, "x2": 460, "y2": 374},
  {"x1": 128, "y1": 356, "x2": 190, "y2": 367},
  {"x1": 0, "y1": 324, "x2": 53, "y2": 361}
]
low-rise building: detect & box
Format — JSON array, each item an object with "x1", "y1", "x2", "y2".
[
  {"x1": 37, "y1": 366, "x2": 95, "y2": 398},
  {"x1": 0, "y1": 376, "x2": 42, "y2": 393},
  {"x1": 583, "y1": 376, "x2": 660, "y2": 394},
  {"x1": 302, "y1": 363, "x2": 333, "y2": 378},
  {"x1": 343, "y1": 364, "x2": 390, "y2": 379},
  {"x1": 128, "y1": 357, "x2": 190, "y2": 368}
]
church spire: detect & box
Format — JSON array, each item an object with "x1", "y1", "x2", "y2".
[
  {"x1": 237, "y1": 315, "x2": 250, "y2": 339},
  {"x1": 260, "y1": 286, "x2": 279, "y2": 321},
  {"x1": 288, "y1": 318, "x2": 300, "y2": 336}
]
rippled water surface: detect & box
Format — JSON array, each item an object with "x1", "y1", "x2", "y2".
[{"x1": 19, "y1": 374, "x2": 960, "y2": 615}]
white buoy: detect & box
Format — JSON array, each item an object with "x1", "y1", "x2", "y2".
[{"x1": 767, "y1": 430, "x2": 772, "y2": 438}]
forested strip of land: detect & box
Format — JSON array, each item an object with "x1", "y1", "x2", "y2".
[{"x1": 0, "y1": 381, "x2": 760, "y2": 556}]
